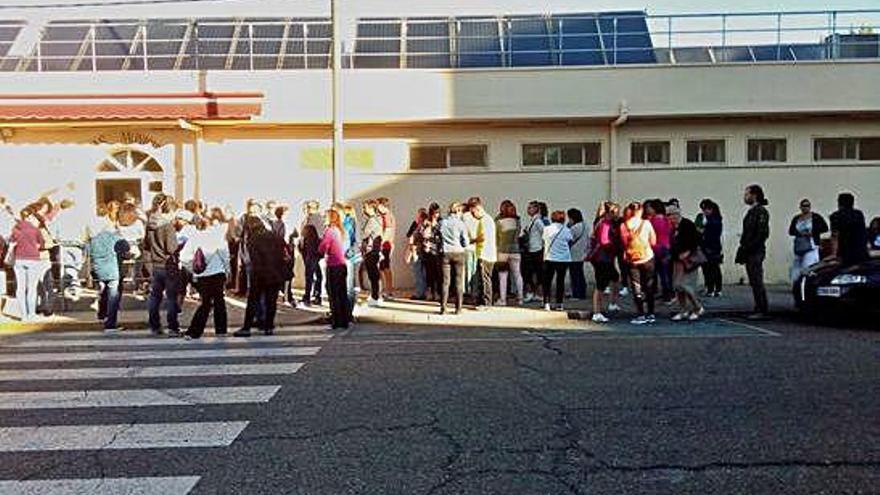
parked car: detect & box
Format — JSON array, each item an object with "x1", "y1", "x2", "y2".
[{"x1": 794, "y1": 253, "x2": 880, "y2": 314}]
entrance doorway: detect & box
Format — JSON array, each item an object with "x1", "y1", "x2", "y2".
[
  {"x1": 95, "y1": 178, "x2": 142, "y2": 207},
  {"x1": 94, "y1": 148, "x2": 165, "y2": 209}
]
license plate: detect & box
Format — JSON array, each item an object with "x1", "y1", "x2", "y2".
[{"x1": 817, "y1": 286, "x2": 841, "y2": 298}]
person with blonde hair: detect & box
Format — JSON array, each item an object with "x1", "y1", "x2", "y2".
[
  {"x1": 620, "y1": 201, "x2": 657, "y2": 325},
  {"x1": 320, "y1": 208, "x2": 350, "y2": 330}
]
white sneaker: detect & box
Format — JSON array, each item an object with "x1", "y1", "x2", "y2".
[
  {"x1": 619, "y1": 287, "x2": 629, "y2": 297},
  {"x1": 103, "y1": 327, "x2": 121, "y2": 334},
  {"x1": 524, "y1": 293, "x2": 536, "y2": 303},
  {"x1": 367, "y1": 298, "x2": 381, "y2": 308},
  {"x1": 543, "y1": 303, "x2": 552, "y2": 311},
  {"x1": 630, "y1": 316, "x2": 648, "y2": 325},
  {"x1": 592, "y1": 312, "x2": 609, "y2": 323},
  {"x1": 689, "y1": 307, "x2": 705, "y2": 321},
  {"x1": 607, "y1": 303, "x2": 621, "y2": 313},
  {"x1": 671, "y1": 312, "x2": 690, "y2": 322},
  {"x1": 646, "y1": 314, "x2": 656, "y2": 324}
]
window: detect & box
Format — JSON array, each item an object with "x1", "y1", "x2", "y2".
[
  {"x1": 521, "y1": 143, "x2": 601, "y2": 166},
  {"x1": 748, "y1": 139, "x2": 787, "y2": 162},
  {"x1": 813, "y1": 137, "x2": 880, "y2": 161},
  {"x1": 409, "y1": 145, "x2": 487, "y2": 169},
  {"x1": 687, "y1": 140, "x2": 726, "y2": 163},
  {"x1": 631, "y1": 141, "x2": 670, "y2": 165}
]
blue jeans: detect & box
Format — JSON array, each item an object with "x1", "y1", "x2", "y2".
[
  {"x1": 464, "y1": 249, "x2": 478, "y2": 297},
  {"x1": 410, "y1": 257, "x2": 426, "y2": 298},
  {"x1": 13, "y1": 260, "x2": 49, "y2": 321},
  {"x1": 97, "y1": 279, "x2": 121, "y2": 329},
  {"x1": 148, "y1": 266, "x2": 179, "y2": 331}
]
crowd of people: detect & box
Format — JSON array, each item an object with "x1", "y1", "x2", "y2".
[{"x1": 1, "y1": 184, "x2": 878, "y2": 333}]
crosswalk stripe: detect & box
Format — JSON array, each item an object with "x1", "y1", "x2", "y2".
[
  {"x1": 3, "y1": 334, "x2": 331, "y2": 348},
  {"x1": 0, "y1": 421, "x2": 249, "y2": 452},
  {"x1": 0, "y1": 346, "x2": 321, "y2": 363},
  {"x1": 0, "y1": 385, "x2": 280, "y2": 410},
  {"x1": 0, "y1": 476, "x2": 201, "y2": 495},
  {"x1": 0, "y1": 362, "x2": 304, "y2": 382},
  {"x1": 11, "y1": 327, "x2": 326, "y2": 339}
]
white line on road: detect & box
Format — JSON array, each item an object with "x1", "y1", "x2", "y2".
[
  {"x1": 2, "y1": 327, "x2": 327, "y2": 339},
  {"x1": 0, "y1": 476, "x2": 201, "y2": 495},
  {"x1": 0, "y1": 346, "x2": 321, "y2": 363},
  {"x1": 0, "y1": 385, "x2": 280, "y2": 410},
  {"x1": 0, "y1": 363, "x2": 304, "y2": 382},
  {"x1": 3, "y1": 334, "x2": 331, "y2": 348},
  {"x1": 718, "y1": 318, "x2": 783, "y2": 337},
  {"x1": 0, "y1": 421, "x2": 249, "y2": 452}
]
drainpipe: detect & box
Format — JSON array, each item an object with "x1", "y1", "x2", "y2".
[{"x1": 608, "y1": 100, "x2": 629, "y2": 201}]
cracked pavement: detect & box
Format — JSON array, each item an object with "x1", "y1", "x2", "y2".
[{"x1": 0, "y1": 315, "x2": 878, "y2": 494}]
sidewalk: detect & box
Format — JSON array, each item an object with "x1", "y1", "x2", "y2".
[
  {"x1": 352, "y1": 284, "x2": 795, "y2": 329},
  {"x1": 0, "y1": 291, "x2": 325, "y2": 334}
]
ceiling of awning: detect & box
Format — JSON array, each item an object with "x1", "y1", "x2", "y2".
[{"x1": 0, "y1": 92, "x2": 263, "y2": 121}]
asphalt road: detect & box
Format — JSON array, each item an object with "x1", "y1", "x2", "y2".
[{"x1": 0, "y1": 313, "x2": 877, "y2": 495}]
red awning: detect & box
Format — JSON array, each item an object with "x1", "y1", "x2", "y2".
[{"x1": 0, "y1": 92, "x2": 263, "y2": 121}]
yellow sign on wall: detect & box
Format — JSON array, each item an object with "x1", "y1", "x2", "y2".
[{"x1": 300, "y1": 147, "x2": 374, "y2": 170}]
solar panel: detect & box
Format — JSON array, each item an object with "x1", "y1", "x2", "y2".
[
  {"x1": 0, "y1": 22, "x2": 25, "y2": 71},
  {"x1": 713, "y1": 46, "x2": 755, "y2": 63},
  {"x1": 673, "y1": 47, "x2": 712, "y2": 63},
  {"x1": 790, "y1": 43, "x2": 827, "y2": 61},
  {"x1": 354, "y1": 19, "x2": 400, "y2": 68},
  {"x1": 554, "y1": 15, "x2": 604, "y2": 66},
  {"x1": 305, "y1": 21, "x2": 331, "y2": 69},
  {"x1": 508, "y1": 16, "x2": 553, "y2": 67},
  {"x1": 457, "y1": 18, "x2": 502, "y2": 67},
  {"x1": 826, "y1": 34, "x2": 879, "y2": 59},
  {"x1": 597, "y1": 12, "x2": 654, "y2": 64},
  {"x1": 406, "y1": 18, "x2": 450, "y2": 68}
]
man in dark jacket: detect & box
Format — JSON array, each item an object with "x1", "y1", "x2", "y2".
[
  {"x1": 235, "y1": 217, "x2": 288, "y2": 337},
  {"x1": 830, "y1": 192, "x2": 869, "y2": 267},
  {"x1": 87, "y1": 227, "x2": 130, "y2": 332},
  {"x1": 142, "y1": 194, "x2": 181, "y2": 336},
  {"x1": 736, "y1": 185, "x2": 770, "y2": 320}
]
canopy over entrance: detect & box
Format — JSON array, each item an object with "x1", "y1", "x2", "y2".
[{"x1": 0, "y1": 92, "x2": 263, "y2": 122}]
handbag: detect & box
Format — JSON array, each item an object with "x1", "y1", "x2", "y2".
[
  {"x1": 518, "y1": 218, "x2": 535, "y2": 252},
  {"x1": 794, "y1": 236, "x2": 814, "y2": 256},
  {"x1": 683, "y1": 247, "x2": 708, "y2": 272},
  {"x1": 192, "y1": 247, "x2": 207, "y2": 275}
]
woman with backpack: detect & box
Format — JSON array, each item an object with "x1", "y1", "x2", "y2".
[
  {"x1": 361, "y1": 200, "x2": 384, "y2": 306},
  {"x1": 587, "y1": 202, "x2": 621, "y2": 323},
  {"x1": 620, "y1": 202, "x2": 658, "y2": 325},
  {"x1": 180, "y1": 209, "x2": 230, "y2": 339}
]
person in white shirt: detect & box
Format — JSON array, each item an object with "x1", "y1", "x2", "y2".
[
  {"x1": 461, "y1": 197, "x2": 480, "y2": 300},
  {"x1": 542, "y1": 210, "x2": 573, "y2": 311},
  {"x1": 471, "y1": 201, "x2": 496, "y2": 310},
  {"x1": 521, "y1": 200, "x2": 546, "y2": 303},
  {"x1": 179, "y1": 209, "x2": 231, "y2": 339}
]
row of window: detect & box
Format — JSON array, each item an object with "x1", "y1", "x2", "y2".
[{"x1": 408, "y1": 137, "x2": 880, "y2": 169}]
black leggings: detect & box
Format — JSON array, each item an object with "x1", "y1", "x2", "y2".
[
  {"x1": 702, "y1": 260, "x2": 723, "y2": 294},
  {"x1": 422, "y1": 252, "x2": 442, "y2": 298},
  {"x1": 522, "y1": 250, "x2": 543, "y2": 295},
  {"x1": 629, "y1": 260, "x2": 656, "y2": 316},
  {"x1": 542, "y1": 261, "x2": 568, "y2": 306},
  {"x1": 326, "y1": 264, "x2": 350, "y2": 329},
  {"x1": 364, "y1": 251, "x2": 381, "y2": 300}
]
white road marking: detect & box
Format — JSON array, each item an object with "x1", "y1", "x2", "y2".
[
  {"x1": 4, "y1": 327, "x2": 327, "y2": 339},
  {"x1": 718, "y1": 318, "x2": 783, "y2": 337},
  {"x1": 0, "y1": 421, "x2": 249, "y2": 452},
  {"x1": 0, "y1": 346, "x2": 321, "y2": 363},
  {"x1": 0, "y1": 385, "x2": 280, "y2": 410},
  {"x1": 0, "y1": 363, "x2": 304, "y2": 382},
  {"x1": 0, "y1": 476, "x2": 200, "y2": 494},
  {"x1": 3, "y1": 334, "x2": 331, "y2": 348}
]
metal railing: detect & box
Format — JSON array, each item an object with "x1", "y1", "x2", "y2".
[{"x1": 0, "y1": 9, "x2": 878, "y2": 72}]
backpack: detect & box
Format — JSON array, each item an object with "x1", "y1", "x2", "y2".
[
  {"x1": 624, "y1": 221, "x2": 650, "y2": 264},
  {"x1": 192, "y1": 248, "x2": 207, "y2": 275},
  {"x1": 281, "y1": 242, "x2": 295, "y2": 280}
]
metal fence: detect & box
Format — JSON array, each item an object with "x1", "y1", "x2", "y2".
[{"x1": 0, "y1": 9, "x2": 879, "y2": 72}]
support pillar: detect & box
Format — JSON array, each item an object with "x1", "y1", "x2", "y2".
[{"x1": 173, "y1": 142, "x2": 185, "y2": 202}]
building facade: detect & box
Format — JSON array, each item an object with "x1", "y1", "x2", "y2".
[{"x1": 1, "y1": 9, "x2": 879, "y2": 285}]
